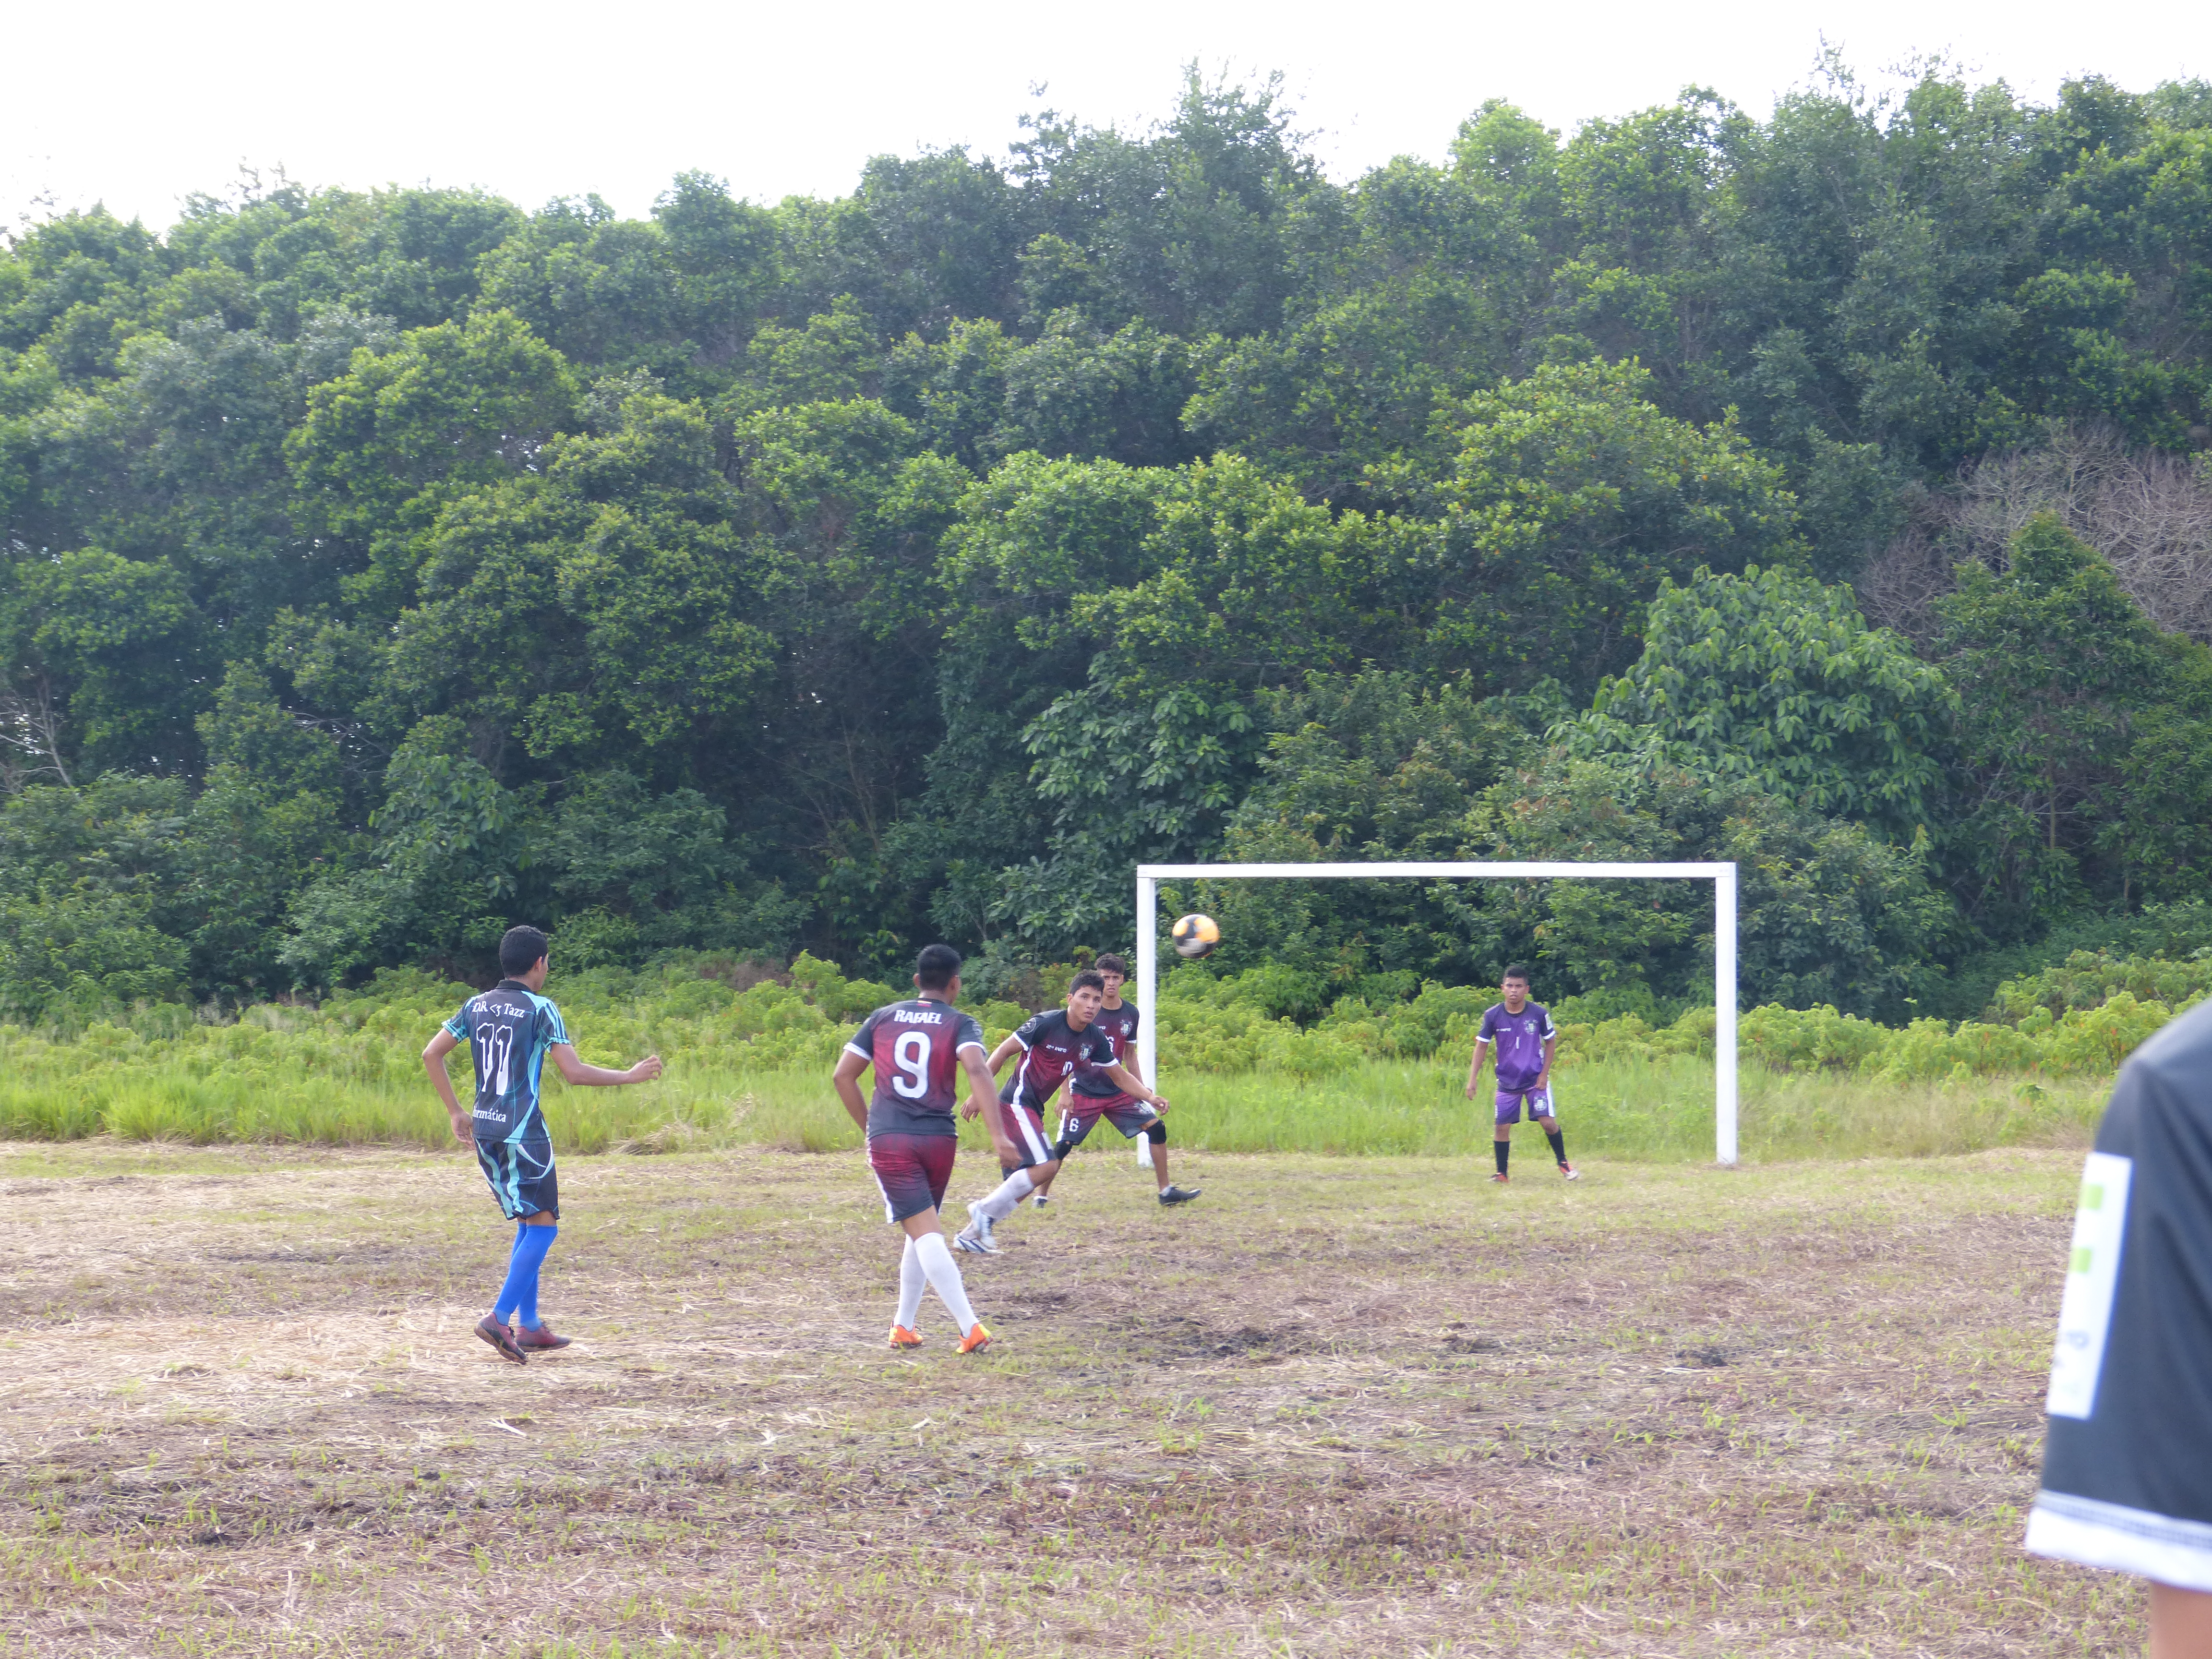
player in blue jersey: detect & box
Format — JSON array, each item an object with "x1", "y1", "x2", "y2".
[
  {"x1": 953, "y1": 968, "x2": 1172, "y2": 1254},
  {"x1": 422, "y1": 925, "x2": 665, "y2": 1363},
  {"x1": 832, "y1": 943, "x2": 1018, "y2": 1353},
  {"x1": 1467, "y1": 965, "x2": 1577, "y2": 1183},
  {"x1": 1026, "y1": 953, "x2": 1198, "y2": 1208}
]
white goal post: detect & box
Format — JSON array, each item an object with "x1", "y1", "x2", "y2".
[{"x1": 1133, "y1": 862, "x2": 1741, "y2": 1166}]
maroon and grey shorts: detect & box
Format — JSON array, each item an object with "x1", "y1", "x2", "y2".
[
  {"x1": 1000, "y1": 1099, "x2": 1058, "y2": 1176},
  {"x1": 868, "y1": 1132, "x2": 956, "y2": 1224},
  {"x1": 1495, "y1": 1089, "x2": 1555, "y2": 1125},
  {"x1": 1057, "y1": 1092, "x2": 1163, "y2": 1149}
]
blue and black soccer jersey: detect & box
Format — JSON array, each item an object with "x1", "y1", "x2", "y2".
[{"x1": 445, "y1": 979, "x2": 572, "y2": 1219}]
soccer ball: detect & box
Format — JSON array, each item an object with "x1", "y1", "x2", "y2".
[{"x1": 1171, "y1": 913, "x2": 1221, "y2": 959}]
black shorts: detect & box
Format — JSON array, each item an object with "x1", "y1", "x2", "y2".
[
  {"x1": 477, "y1": 1134, "x2": 559, "y2": 1220},
  {"x1": 869, "y1": 1132, "x2": 956, "y2": 1224}
]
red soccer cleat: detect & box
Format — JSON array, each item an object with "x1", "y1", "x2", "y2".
[
  {"x1": 475, "y1": 1315, "x2": 527, "y2": 1364},
  {"x1": 515, "y1": 1321, "x2": 572, "y2": 1350}
]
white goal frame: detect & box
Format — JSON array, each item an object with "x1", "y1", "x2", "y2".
[{"x1": 1134, "y1": 862, "x2": 1741, "y2": 1166}]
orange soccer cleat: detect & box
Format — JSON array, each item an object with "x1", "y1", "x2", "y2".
[
  {"x1": 957, "y1": 1323, "x2": 994, "y2": 1355},
  {"x1": 888, "y1": 1324, "x2": 924, "y2": 1349}
]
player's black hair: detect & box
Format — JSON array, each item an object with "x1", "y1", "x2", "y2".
[
  {"x1": 1095, "y1": 952, "x2": 1130, "y2": 977},
  {"x1": 914, "y1": 943, "x2": 962, "y2": 990},
  {"x1": 1501, "y1": 963, "x2": 1533, "y2": 985},
  {"x1": 1070, "y1": 968, "x2": 1107, "y2": 995},
  {"x1": 499, "y1": 925, "x2": 552, "y2": 977}
]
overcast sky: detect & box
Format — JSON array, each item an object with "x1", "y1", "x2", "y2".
[{"x1": 6, "y1": 0, "x2": 2205, "y2": 234}]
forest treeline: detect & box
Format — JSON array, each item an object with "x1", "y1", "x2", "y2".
[{"x1": 5, "y1": 62, "x2": 2212, "y2": 1024}]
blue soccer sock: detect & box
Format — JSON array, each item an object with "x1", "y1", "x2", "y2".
[{"x1": 493, "y1": 1222, "x2": 558, "y2": 1328}]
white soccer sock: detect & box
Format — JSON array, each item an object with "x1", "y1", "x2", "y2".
[
  {"x1": 895, "y1": 1236, "x2": 926, "y2": 1330},
  {"x1": 974, "y1": 1168, "x2": 1036, "y2": 1223},
  {"x1": 914, "y1": 1232, "x2": 980, "y2": 1332}
]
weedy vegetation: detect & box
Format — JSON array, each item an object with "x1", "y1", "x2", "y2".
[
  {"x1": 0, "y1": 948, "x2": 2177, "y2": 1160},
  {"x1": 0, "y1": 1139, "x2": 2127, "y2": 1656}
]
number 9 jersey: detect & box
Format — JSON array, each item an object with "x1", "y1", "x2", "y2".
[{"x1": 846, "y1": 998, "x2": 988, "y2": 1136}]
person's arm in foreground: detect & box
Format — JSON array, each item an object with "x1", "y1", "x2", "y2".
[
  {"x1": 832, "y1": 1049, "x2": 871, "y2": 1133},
  {"x1": 962, "y1": 1048, "x2": 1022, "y2": 1167},
  {"x1": 1115, "y1": 1037, "x2": 1150, "y2": 1093},
  {"x1": 965, "y1": 1034, "x2": 1024, "y2": 1120},
  {"x1": 423, "y1": 1029, "x2": 472, "y2": 1146},
  {"x1": 1102, "y1": 1063, "x2": 1168, "y2": 1114},
  {"x1": 551, "y1": 1045, "x2": 663, "y2": 1087},
  {"x1": 1465, "y1": 1038, "x2": 1491, "y2": 1100},
  {"x1": 2154, "y1": 1583, "x2": 2212, "y2": 1659}
]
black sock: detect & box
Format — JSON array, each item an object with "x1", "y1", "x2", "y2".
[
  {"x1": 1545, "y1": 1127, "x2": 1567, "y2": 1165},
  {"x1": 1493, "y1": 1139, "x2": 1509, "y2": 1174}
]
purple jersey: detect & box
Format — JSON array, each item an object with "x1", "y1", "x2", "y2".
[
  {"x1": 846, "y1": 998, "x2": 987, "y2": 1137},
  {"x1": 1070, "y1": 1002, "x2": 1140, "y2": 1099},
  {"x1": 1477, "y1": 1000, "x2": 1556, "y2": 1094},
  {"x1": 1001, "y1": 1008, "x2": 1117, "y2": 1111}
]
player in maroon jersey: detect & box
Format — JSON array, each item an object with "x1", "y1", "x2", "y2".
[
  {"x1": 953, "y1": 968, "x2": 1169, "y2": 1253},
  {"x1": 1028, "y1": 953, "x2": 1199, "y2": 1208},
  {"x1": 832, "y1": 944, "x2": 1018, "y2": 1352}
]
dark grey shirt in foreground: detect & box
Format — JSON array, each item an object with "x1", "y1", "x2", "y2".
[{"x1": 2028, "y1": 996, "x2": 2212, "y2": 1588}]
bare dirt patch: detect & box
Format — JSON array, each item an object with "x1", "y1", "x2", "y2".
[{"x1": 0, "y1": 1142, "x2": 2131, "y2": 1655}]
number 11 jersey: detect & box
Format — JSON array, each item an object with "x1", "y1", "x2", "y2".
[{"x1": 846, "y1": 997, "x2": 987, "y2": 1137}]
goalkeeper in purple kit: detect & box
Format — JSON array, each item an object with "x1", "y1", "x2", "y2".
[{"x1": 1467, "y1": 964, "x2": 1577, "y2": 1183}]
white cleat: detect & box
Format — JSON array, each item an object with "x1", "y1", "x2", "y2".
[{"x1": 954, "y1": 1213, "x2": 1000, "y2": 1254}]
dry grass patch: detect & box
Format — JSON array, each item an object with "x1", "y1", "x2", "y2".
[{"x1": 0, "y1": 1139, "x2": 2134, "y2": 1656}]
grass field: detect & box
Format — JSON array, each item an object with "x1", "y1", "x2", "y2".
[
  {"x1": 0, "y1": 1134, "x2": 2131, "y2": 1657},
  {"x1": 0, "y1": 1051, "x2": 2114, "y2": 1165}
]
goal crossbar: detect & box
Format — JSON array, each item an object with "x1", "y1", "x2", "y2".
[{"x1": 1134, "y1": 861, "x2": 1740, "y2": 1165}]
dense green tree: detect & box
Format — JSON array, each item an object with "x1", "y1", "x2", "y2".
[
  {"x1": 1568, "y1": 563, "x2": 1955, "y2": 838},
  {"x1": 1939, "y1": 512, "x2": 2212, "y2": 928},
  {"x1": 0, "y1": 545, "x2": 205, "y2": 772},
  {"x1": 1377, "y1": 359, "x2": 1806, "y2": 694},
  {"x1": 0, "y1": 773, "x2": 194, "y2": 1016},
  {"x1": 1194, "y1": 671, "x2": 1555, "y2": 986},
  {"x1": 2, "y1": 62, "x2": 2211, "y2": 1005},
  {"x1": 1472, "y1": 754, "x2": 1952, "y2": 1019}
]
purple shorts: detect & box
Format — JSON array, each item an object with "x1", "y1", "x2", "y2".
[
  {"x1": 1495, "y1": 1089, "x2": 1554, "y2": 1125},
  {"x1": 869, "y1": 1132, "x2": 956, "y2": 1224}
]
